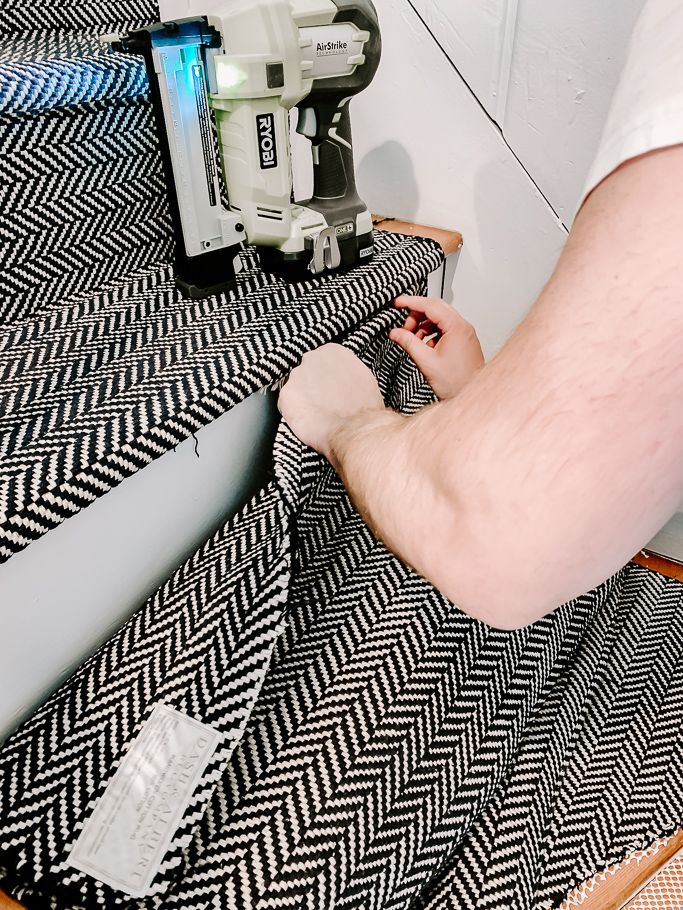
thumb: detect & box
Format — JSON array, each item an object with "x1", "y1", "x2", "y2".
[{"x1": 389, "y1": 327, "x2": 435, "y2": 373}]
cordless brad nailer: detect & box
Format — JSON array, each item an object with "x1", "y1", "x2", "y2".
[{"x1": 117, "y1": 0, "x2": 381, "y2": 298}]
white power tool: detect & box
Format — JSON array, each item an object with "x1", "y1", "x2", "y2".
[{"x1": 118, "y1": 0, "x2": 382, "y2": 298}]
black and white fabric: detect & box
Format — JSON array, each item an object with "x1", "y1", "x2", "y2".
[
  {"x1": 3, "y1": 9, "x2": 683, "y2": 910},
  {"x1": 0, "y1": 33, "x2": 148, "y2": 118},
  {"x1": 2, "y1": 312, "x2": 683, "y2": 910},
  {"x1": 0, "y1": 31, "x2": 170, "y2": 323},
  {"x1": 0, "y1": 1, "x2": 158, "y2": 36},
  {"x1": 0, "y1": 231, "x2": 444, "y2": 564}
]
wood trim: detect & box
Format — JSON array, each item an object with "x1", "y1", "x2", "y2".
[
  {"x1": 372, "y1": 215, "x2": 463, "y2": 257},
  {"x1": 632, "y1": 551, "x2": 683, "y2": 583},
  {"x1": 562, "y1": 830, "x2": 683, "y2": 909}
]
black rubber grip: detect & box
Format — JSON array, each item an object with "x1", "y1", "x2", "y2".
[{"x1": 311, "y1": 103, "x2": 361, "y2": 210}]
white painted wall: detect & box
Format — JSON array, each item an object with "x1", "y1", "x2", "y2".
[
  {"x1": 407, "y1": 0, "x2": 519, "y2": 122},
  {"x1": 346, "y1": 0, "x2": 570, "y2": 357},
  {"x1": 401, "y1": 0, "x2": 645, "y2": 223},
  {"x1": 504, "y1": 0, "x2": 646, "y2": 222},
  {"x1": 335, "y1": 0, "x2": 645, "y2": 357}
]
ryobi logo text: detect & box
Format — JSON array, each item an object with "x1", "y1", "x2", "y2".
[
  {"x1": 316, "y1": 40, "x2": 349, "y2": 56},
  {"x1": 256, "y1": 113, "x2": 278, "y2": 170}
]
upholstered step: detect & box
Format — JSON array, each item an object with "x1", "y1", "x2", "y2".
[
  {"x1": 0, "y1": 30, "x2": 169, "y2": 324},
  {"x1": 0, "y1": 2, "x2": 158, "y2": 37}
]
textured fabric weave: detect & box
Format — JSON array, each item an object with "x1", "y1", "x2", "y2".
[
  {"x1": 2, "y1": 314, "x2": 683, "y2": 910},
  {"x1": 0, "y1": 232, "x2": 443, "y2": 564},
  {"x1": 0, "y1": 34, "x2": 148, "y2": 119},
  {"x1": 3, "y1": 10, "x2": 683, "y2": 910},
  {"x1": 0, "y1": 29, "x2": 170, "y2": 322},
  {"x1": 0, "y1": 2, "x2": 158, "y2": 36}
]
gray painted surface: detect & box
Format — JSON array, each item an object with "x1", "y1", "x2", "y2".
[
  {"x1": 0, "y1": 393, "x2": 279, "y2": 743},
  {"x1": 647, "y1": 511, "x2": 683, "y2": 565}
]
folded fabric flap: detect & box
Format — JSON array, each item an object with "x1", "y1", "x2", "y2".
[
  {"x1": 0, "y1": 483, "x2": 294, "y2": 907},
  {"x1": 0, "y1": 234, "x2": 445, "y2": 565},
  {"x1": 345, "y1": 303, "x2": 438, "y2": 414},
  {"x1": 272, "y1": 302, "x2": 437, "y2": 518},
  {"x1": 0, "y1": 35, "x2": 149, "y2": 122},
  {"x1": 0, "y1": 3, "x2": 159, "y2": 38}
]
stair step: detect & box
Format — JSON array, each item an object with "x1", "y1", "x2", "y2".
[
  {"x1": 0, "y1": 3, "x2": 158, "y2": 37},
  {"x1": 0, "y1": 30, "x2": 171, "y2": 324}
]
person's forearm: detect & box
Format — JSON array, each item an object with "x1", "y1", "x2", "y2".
[
  {"x1": 328, "y1": 397, "x2": 537, "y2": 630},
  {"x1": 329, "y1": 146, "x2": 683, "y2": 630},
  {"x1": 328, "y1": 403, "x2": 479, "y2": 612},
  {"x1": 328, "y1": 393, "x2": 556, "y2": 631}
]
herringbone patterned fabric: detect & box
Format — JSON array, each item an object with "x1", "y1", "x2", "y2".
[
  {"x1": 0, "y1": 2, "x2": 158, "y2": 35},
  {"x1": 0, "y1": 34, "x2": 148, "y2": 118},
  {"x1": 3, "y1": 11, "x2": 683, "y2": 910},
  {"x1": 0, "y1": 1, "x2": 159, "y2": 317},
  {"x1": 0, "y1": 231, "x2": 444, "y2": 564},
  {"x1": 0, "y1": 97, "x2": 172, "y2": 323},
  {"x1": 0, "y1": 30, "x2": 171, "y2": 324},
  {"x1": 414, "y1": 568, "x2": 683, "y2": 910},
  {"x1": 2, "y1": 316, "x2": 683, "y2": 910}
]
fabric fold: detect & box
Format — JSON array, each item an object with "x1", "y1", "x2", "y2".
[{"x1": 3, "y1": 311, "x2": 683, "y2": 910}]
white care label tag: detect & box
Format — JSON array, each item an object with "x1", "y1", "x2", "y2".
[{"x1": 67, "y1": 704, "x2": 221, "y2": 898}]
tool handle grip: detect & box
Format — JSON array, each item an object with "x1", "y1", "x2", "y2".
[{"x1": 306, "y1": 102, "x2": 363, "y2": 213}]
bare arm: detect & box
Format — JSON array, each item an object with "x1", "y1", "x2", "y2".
[{"x1": 280, "y1": 146, "x2": 683, "y2": 629}]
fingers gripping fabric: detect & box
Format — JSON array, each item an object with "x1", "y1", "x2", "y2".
[{"x1": 2, "y1": 316, "x2": 683, "y2": 910}]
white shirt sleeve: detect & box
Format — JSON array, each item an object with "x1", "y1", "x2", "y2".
[{"x1": 579, "y1": 0, "x2": 683, "y2": 212}]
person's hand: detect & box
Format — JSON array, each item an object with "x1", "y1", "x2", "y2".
[
  {"x1": 278, "y1": 344, "x2": 385, "y2": 459},
  {"x1": 390, "y1": 295, "x2": 484, "y2": 399}
]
